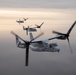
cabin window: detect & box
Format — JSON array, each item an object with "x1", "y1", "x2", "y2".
[{"x1": 50, "y1": 44, "x2": 52, "y2": 48}]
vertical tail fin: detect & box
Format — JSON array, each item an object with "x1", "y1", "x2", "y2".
[
  {"x1": 29, "y1": 32, "x2": 34, "y2": 41},
  {"x1": 23, "y1": 18, "x2": 28, "y2": 21},
  {"x1": 23, "y1": 25, "x2": 25, "y2": 30},
  {"x1": 67, "y1": 21, "x2": 76, "y2": 35},
  {"x1": 15, "y1": 35, "x2": 19, "y2": 44}
]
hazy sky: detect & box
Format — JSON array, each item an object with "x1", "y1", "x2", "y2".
[
  {"x1": 0, "y1": 0, "x2": 76, "y2": 75},
  {"x1": 0, "y1": 0, "x2": 76, "y2": 8}
]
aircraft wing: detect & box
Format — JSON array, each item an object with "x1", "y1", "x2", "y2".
[
  {"x1": 31, "y1": 36, "x2": 61, "y2": 43},
  {"x1": 48, "y1": 35, "x2": 62, "y2": 40},
  {"x1": 48, "y1": 36, "x2": 57, "y2": 40},
  {"x1": 31, "y1": 40, "x2": 42, "y2": 43}
]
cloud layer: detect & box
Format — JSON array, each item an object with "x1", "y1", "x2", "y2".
[{"x1": 0, "y1": 0, "x2": 76, "y2": 8}]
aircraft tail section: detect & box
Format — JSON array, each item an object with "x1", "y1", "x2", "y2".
[
  {"x1": 23, "y1": 25, "x2": 25, "y2": 30},
  {"x1": 29, "y1": 32, "x2": 34, "y2": 41},
  {"x1": 15, "y1": 35, "x2": 20, "y2": 46},
  {"x1": 15, "y1": 35, "x2": 18, "y2": 44}
]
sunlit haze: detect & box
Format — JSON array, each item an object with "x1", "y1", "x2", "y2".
[{"x1": 0, "y1": 0, "x2": 76, "y2": 75}]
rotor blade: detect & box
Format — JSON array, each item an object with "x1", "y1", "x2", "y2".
[
  {"x1": 40, "y1": 22, "x2": 44, "y2": 27},
  {"x1": 25, "y1": 47, "x2": 29, "y2": 66},
  {"x1": 30, "y1": 32, "x2": 44, "y2": 42},
  {"x1": 67, "y1": 38, "x2": 73, "y2": 54},
  {"x1": 35, "y1": 24, "x2": 39, "y2": 27},
  {"x1": 67, "y1": 21, "x2": 76, "y2": 35},
  {"x1": 52, "y1": 31, "x2": 66, "y2": 35},
  {"x1": 11, "y1": 31, "x2": 26, "y2": 42}
]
